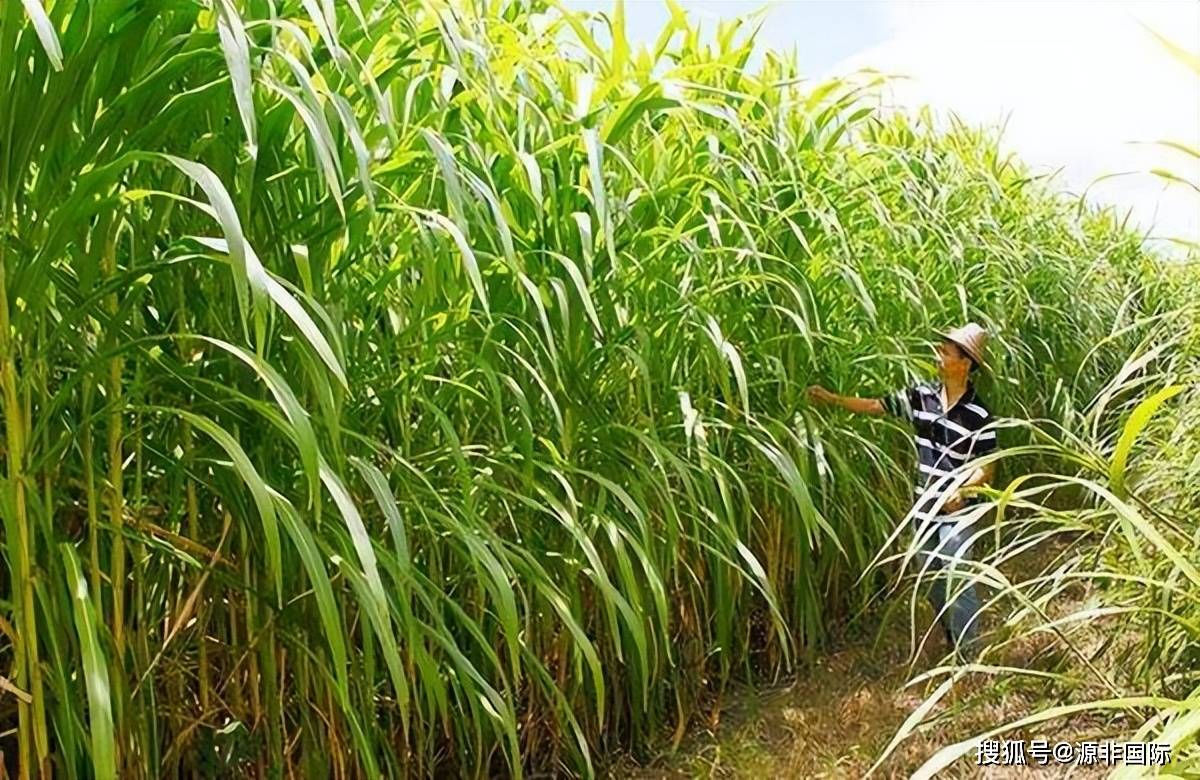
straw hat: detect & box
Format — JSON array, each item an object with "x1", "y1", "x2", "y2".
[{"x1": 938, "y1": 322, "x2": 988, "y2": 368}]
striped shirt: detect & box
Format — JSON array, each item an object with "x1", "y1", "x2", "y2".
[{"x1": 881, "y1": 382, "x2": 996, "y2": 522}]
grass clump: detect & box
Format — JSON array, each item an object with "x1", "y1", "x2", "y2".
[{"x1": 2, "y1": 1, "x2": 1190, "y2": 777}]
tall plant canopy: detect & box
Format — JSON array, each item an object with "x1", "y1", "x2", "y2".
[{"x1": 0, "y1": 1, "x2": 1182, "y2": 777}]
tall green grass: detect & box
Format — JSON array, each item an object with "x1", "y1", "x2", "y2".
[
  {"x1": 875, "y1": 298, "x2": 1200, "y2": 777},
  {"x1": 882, "y1": 35, "x2": 1200, "y2": 777},
  {"x1": 0, "y1": 1, "x2": 1182, "y2": 776}
]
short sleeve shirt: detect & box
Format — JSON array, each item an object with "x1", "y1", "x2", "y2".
[{"x1": 881, "y1": 382, "x2": 996, "y2": 521}]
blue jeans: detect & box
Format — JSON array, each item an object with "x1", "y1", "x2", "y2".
[{"x1": 916, "y1": 520, "x2": 981, "y2": 660}]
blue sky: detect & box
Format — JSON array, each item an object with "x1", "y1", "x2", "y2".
[{"x1": 563, "y1": 1, "x2": 1200, "y2": 247}]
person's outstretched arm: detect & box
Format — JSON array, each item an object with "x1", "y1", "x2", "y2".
[{"x1": 805, "y1": 385, "x2": 886, "y2": 416}]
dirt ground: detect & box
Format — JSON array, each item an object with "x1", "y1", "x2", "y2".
[{"x1": 610, "y1": 595, "x2": 1126, "y2": 779}]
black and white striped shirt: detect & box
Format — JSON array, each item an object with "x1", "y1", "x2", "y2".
[{"x1": 882, "y1": 382, "x2": 997, "y2": 522}]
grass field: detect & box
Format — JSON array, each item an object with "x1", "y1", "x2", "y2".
[{"x1": 2, "y1": 1, "x2": 1197, "y2": 777}]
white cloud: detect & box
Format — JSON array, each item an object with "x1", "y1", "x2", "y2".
[{"x1": 826, "y1": 0, "x2": 1200, "y2": 248}]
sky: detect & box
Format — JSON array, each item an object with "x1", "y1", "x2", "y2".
[{"x1": 564, "y1": 1, "x2": 1200, "y2": 249}]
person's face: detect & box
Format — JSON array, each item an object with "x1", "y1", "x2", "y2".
[{"x1": 936, "y1": 339, "x2": 972, "y2": 377}]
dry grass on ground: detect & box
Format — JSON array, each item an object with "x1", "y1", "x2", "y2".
[{"x1": 613, "y1": 576, "x2": 1128, "y2": 779}]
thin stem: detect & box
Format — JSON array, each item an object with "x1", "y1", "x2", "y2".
[
  {"x1": 82, "y1": 384, "x2": 101, "y2": 613},
  {"x1": 183, "y1": 422, "x2": 210, "y2": 715},
  {"x1": 104, "y1": 225, "x2": 126, "y2": 663},
  {"x1": 0, "y1": 247, "x2": 48, "y2": 777}
]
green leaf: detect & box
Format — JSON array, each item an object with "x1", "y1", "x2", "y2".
[
  {"x1": 271, "y1": 494, "x2": 348, "y2": 697},
  {"x1": 20, "y1": 0, "x2": 62, "y2": 71},
  {"x1": 190, "y1": 336, "x2": 321, "y2": 506},
  {"x1": 165, "y1": 156, "x2": 253, "y2": 328},
  {"x1": 1109, "y1": 384, "x2": 1182, "y2": 498},
  {"x1": 425, "y1": 211, "x2": 490, "y2": 317},
  {"x1": 421, "y1": 128, "x2": 469, "y2": 233},
  {"x1": 601, "y1": 83, "x2": 677, "y2": 146},
  {"x1": 191, "y1": 236, "x2": 348, "y2": 388},
  {"x1": 169, "y1": 409, "x2": 283, "y2": 606},
  {"x1": 214, "y1": 0, "x2": 257, "y2": 157},
  {"x1": 60, "y1": 544, "x2": 115, "y2": 780}
]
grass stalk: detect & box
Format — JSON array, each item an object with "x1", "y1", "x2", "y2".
[
  {"x1": 103, "y1": 224, "x2": 126, "y2": 663},
  {"x1": 0, "y1": 247, "x2": 48, "y2": 776}
]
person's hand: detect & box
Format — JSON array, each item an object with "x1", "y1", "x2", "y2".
[
  {"x1": 806, "y1": 385, "x2": 836, "y2": 405},
  {"x1": 942, "y1": 491, "x2": 966, "y2": 513}
]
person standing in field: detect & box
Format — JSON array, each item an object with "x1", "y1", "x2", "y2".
[{"x1": 806, "y1": 323, "x2": 996, "y2": 661}]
